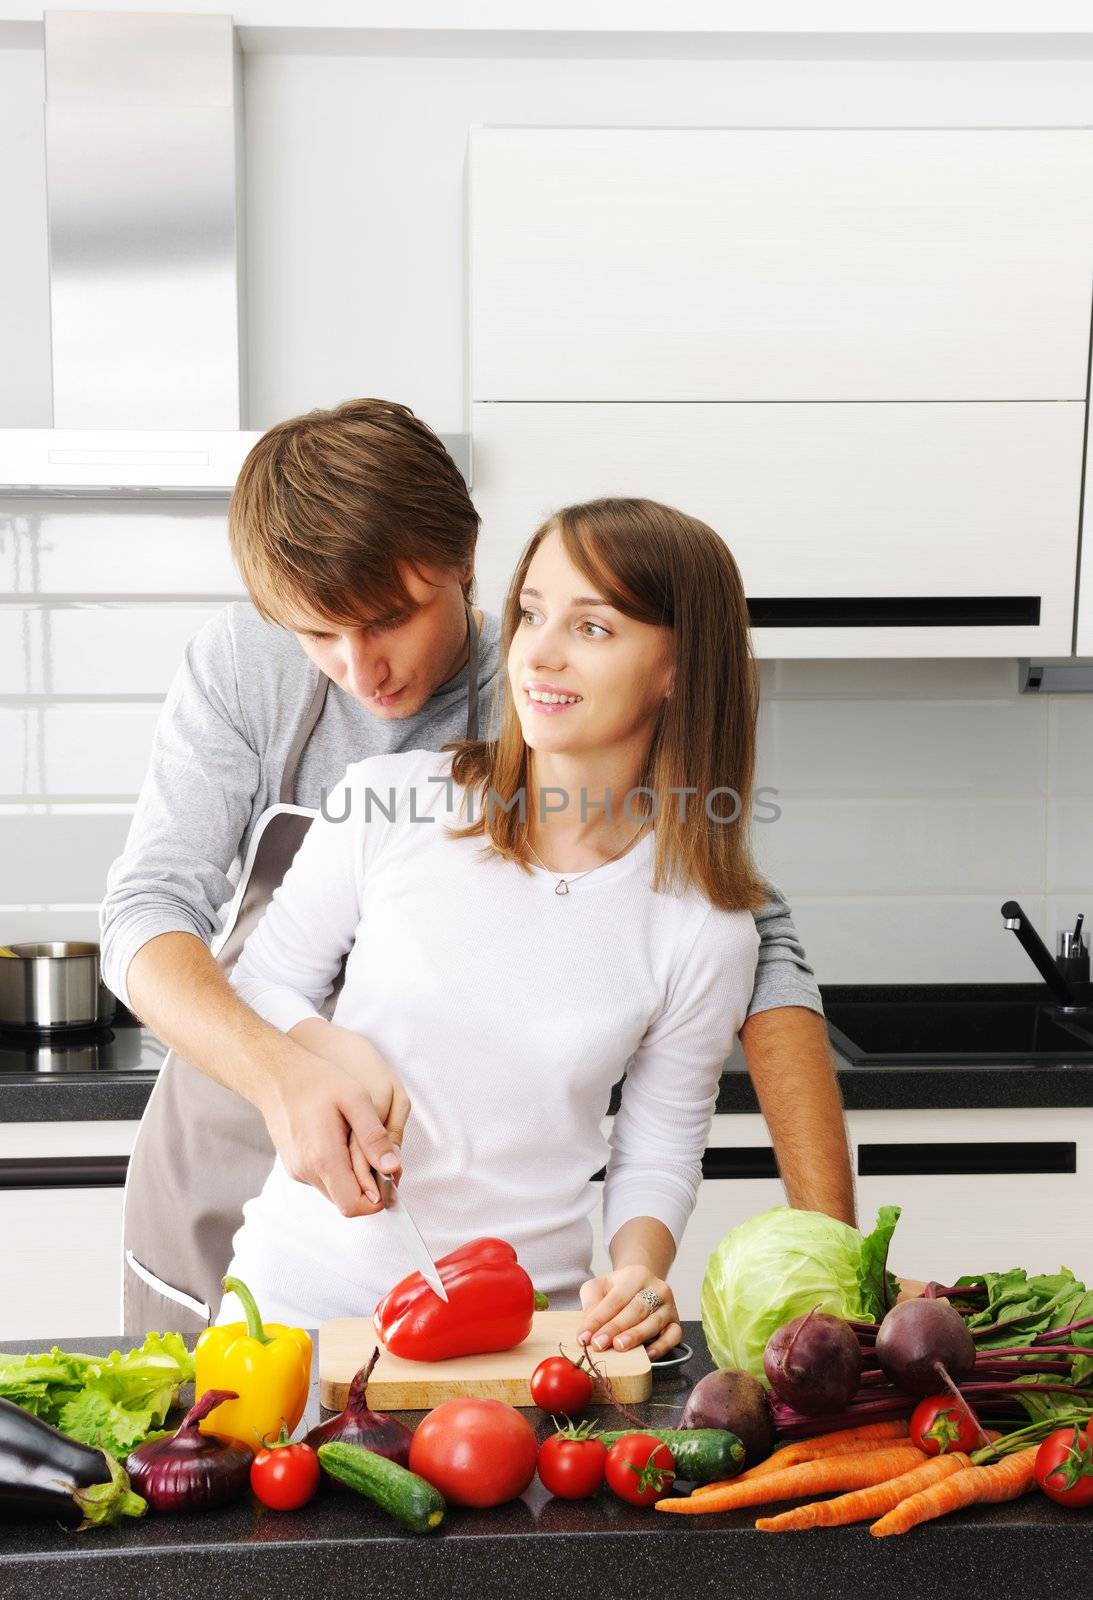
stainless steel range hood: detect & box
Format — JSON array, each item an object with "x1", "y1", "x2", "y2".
[{"x1": 0, "y1": 10, "x2": 253, "y2": 496}]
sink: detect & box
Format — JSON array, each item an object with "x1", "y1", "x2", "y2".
[{"x1": 822, "y1": 983, "x2": 1093, "y2": 1066}]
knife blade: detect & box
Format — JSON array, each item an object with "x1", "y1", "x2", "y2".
[{"x1": 376, "y1": 1171, "x2": 449, "y2": 1302}]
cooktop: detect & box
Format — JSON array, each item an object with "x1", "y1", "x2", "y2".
[{"x1": 0, "y1": 1010, "x2": 165, "y2": 1075}]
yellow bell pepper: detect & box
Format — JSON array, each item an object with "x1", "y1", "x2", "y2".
[{"x1": 194, "y1": 1275, "x2": 312, "y2": 1451}]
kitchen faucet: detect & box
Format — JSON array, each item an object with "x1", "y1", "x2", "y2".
[{"x1": 1000, "y1": 901, "x2": 1085, "y2": 1007}]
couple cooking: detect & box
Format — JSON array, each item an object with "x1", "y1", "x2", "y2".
[{"x1": 103, "y1": 397, "x2": 861, "y2": 1361}]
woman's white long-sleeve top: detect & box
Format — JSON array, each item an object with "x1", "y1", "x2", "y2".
[{"x1": 224, "y1": 749, "x2": 760, "y2": 1324}]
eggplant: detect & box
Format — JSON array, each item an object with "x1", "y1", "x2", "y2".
[{"x1": 0, "y1": 1396, "x2": 146, "y2": 1531}]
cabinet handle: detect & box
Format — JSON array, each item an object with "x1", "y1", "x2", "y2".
[
  {"x1": 591, "y1": 1148, "x2": 780, "y2": 1183},
  {"x1": 857, "y1": 1142, "x2": 1075, "y2": 1177},
  {"x1": 748, "y1": 595, "x2": 1039, "y2": 628},
  {"x1": 0, "y1": 1156, "x2": 129, "y2": 1190}
]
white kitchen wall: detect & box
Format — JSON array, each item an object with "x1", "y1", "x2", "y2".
[{"x1": 2, "y1": 33, "x2": 1092, "y2": 982}]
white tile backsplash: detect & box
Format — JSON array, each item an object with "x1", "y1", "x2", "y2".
[
  {"x1": 0, "y1": 606, "x2": 216, "y2": 697},
  {"x1": 0, "y1": 709, "x2": 28, "y2": 795},
  {"x1": 754, "y1": 797, "x2": 1045, "y2": 897},
  {"x1": 763, "y1": 697, "x2": 1048, "y2": 798},
  {"x1": 0, "y1": 491, "x2": 1087, "y2": 987},
  {"x1": 1048, "y1": 699, "x2": 1093, "y2": 798},
  {"x1": 1047, "y1": 800, "x2": 1093, "y2": 894},
  {"x1": 0, "y1": 907, "x2": 102, "y2": 945},
  {"x1": 2, "y1": 706, "x2": 162, "y2": 800},
  {"x1": 792, "y1": 894, "x2": 1049, "y2": 985},
  {"x1": 34, "y1": 706, "x2": 160, "y2": 798},
  {"x1": 0, "y1": 811, "x2": 133, "y2": 904},
  {"x1": 0, "y1": 502, "x2": 243, "y2": 597}
]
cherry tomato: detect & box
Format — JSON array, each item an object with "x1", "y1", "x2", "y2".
[
  {"x1": 409, "y1": 1398, "x2": 538, "y2": 1508},
  {"x1": 530, "y1": 1353, "x2": 594, "y2": 1419},
  {"x1": 1035, "y1": 1425, "x2": 1093, "y2": 1508},
  {"x1": 909, "y1": 1395, "x2": 983, "y2": 1456},
  {"x1": 537, "y1": 1424, "x2": 606, "y2": 1499},
  {"x1": 250, "y1": 1427, "x2": 320, "y2": 1511},
  {"x1": 604, "y1": 1433, "x2": 675, "y2": 1508}
]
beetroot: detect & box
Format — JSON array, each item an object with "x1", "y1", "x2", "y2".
[
  {"x1": 763, "y1": 1308, "x2": 863, "y2": 1415},
  {"x1": 874, "y1": 1297, "x2": 976, "y2": 1397},
  {"x1": 679, "y1": 1368, "x2": 774, "y2": 1463}
]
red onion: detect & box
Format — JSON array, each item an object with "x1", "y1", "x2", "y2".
[
  {"x1": 305, "y1": 1349, "x2": 412, "y2": 1487},
  {"x1": 124, "y1": 1390, "x2": 252, "y2": 1513}
]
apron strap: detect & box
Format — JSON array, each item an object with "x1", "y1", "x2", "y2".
[
  {"x1": 464, "y1": 598, "x2": 481, "y2": 742},
  {"x1": 280, "y1": 671, "x2": 330, "y2": 806}
]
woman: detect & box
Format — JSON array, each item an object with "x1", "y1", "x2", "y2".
[{"x1": 219, "y1": 497, "x2": 767, "y2": 1360}]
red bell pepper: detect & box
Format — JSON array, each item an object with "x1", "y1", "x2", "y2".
[{"x1": 373, "y1": 1237, "x2": 549, "y2": 1362}]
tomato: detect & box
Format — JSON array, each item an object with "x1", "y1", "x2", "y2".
[
  {"x1": 909, "y1": 1395, "x2": 983, "y2": 1456},
  {"x1": 604, "y1": 1433, "x2": 675, "y2": 1508},
  {"x1": 409, "y1": 1398, "x2": 538, "y2": 1508},
  {"x1": 250, "y1": 1430, "x2": 320, "y2": 1511},
  {"x1": 530, "y1": 1353, "x2": 594, "y2": 1419},
  {"x1": 537, "y1": 1424, "x2": 606, "y2": 1499},
  {"x1": 1034, "y1": 1425, "x2": 1093, "y2": 1508}
]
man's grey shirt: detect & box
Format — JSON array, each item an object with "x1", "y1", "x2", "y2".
[{"x1": 100, "y1": 602, "x2": 822, "y2": 1020}]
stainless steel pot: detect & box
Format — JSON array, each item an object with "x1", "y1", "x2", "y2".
[{"x1": 0, "y1": 941, "x2": 116, "y2": 1032}]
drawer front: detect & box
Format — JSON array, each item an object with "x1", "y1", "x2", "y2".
[
  {"x1": 0, "y1": 1187, "x2": 126, "y2": 1341},
  {"x1": 471, "y1": 127, "x2": 1093, "y2": 402},
  {"x1": 0, "y1": 1121, "x2": 137, "y2": 1341},
  {"x1": 849, "y1": 1106, "x2": 1093, "y2": 1287}
]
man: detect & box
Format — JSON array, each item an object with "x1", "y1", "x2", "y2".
[{"x1": 102, "y1": 397, "x2": 855, "y2": 1338}]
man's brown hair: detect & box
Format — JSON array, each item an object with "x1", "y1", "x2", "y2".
[
  {"x1": 228, "y1": 398, "x2": 480, "y2": 626},
  {"x1": 446, "y1": 497, "x2": 768, "y2": 915}
]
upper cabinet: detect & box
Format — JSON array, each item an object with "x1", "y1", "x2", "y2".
[
  {"x1": 1078, "y1": 404, "x2": 1093, "y2": 658},
  {"x1": 470, "y1": 128, "x2": 1093, "y2": 403},
  {"x1": 469, "y1": 129, "x2": 1093, "y2": 657}
]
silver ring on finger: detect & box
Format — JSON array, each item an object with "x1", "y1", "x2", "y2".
[{"x1": 637, "y1": 1288, "x2": 662, "y2": 1315}]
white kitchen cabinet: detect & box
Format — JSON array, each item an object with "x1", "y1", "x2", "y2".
[
  {"x1": 0, "y1": 1120, "x2": 137, "y2": 1341},
  {"x1": 848, "y1": 1105, "x2": 1093, "y2": 1288},
  {"x1": 1077, "y1": 399, "x2": 1093, "y2": 658},
  {"x1": 471, "y1": 401, "x2": 1083, "y2": 657},
  {"x1": 470, "y1": 128, "x2": 1093, "y2": 403},
  {"x1": 592, "y1": 1103, "x2": 1093, "y2": 1328}
]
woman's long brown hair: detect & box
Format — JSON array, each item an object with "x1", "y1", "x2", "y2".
[{"x1": 446, "y1": 498, "x2": 768, "y2": 914}]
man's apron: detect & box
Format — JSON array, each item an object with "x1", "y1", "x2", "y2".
[{"x1": 121, "y1": 603, "x2": 481, "y2": 1338}]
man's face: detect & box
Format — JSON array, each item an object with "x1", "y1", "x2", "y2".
[{"x1": 283, "y1": 562, "x2": 472, "y2": 719}]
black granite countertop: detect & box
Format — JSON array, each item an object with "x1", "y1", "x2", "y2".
[
  {"x1": 5, "y1": 986, "x2": 1093, "y2": 1124},
  {"x1": 1, "y1": 1322, "x2": 1090, "y2": 1599}
]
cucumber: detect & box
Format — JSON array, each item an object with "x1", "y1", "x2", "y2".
[
  {"x1": 596, "y1": 1428, "x2": 744, "y2": 1484},
  {"x1": 316, "y1": 1442, "x2": 445, "y2": 1534}
]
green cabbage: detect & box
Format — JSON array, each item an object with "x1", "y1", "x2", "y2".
[{"x1": 700, "y1": 1204, "x2": 901, "y2": 1380}]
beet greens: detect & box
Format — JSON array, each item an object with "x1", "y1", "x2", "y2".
[{"x1": 769, "y1": 1266, "x2": 1093, "y2": 1438}]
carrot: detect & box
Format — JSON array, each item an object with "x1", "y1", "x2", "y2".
[
  {"x1": 869, "y1": 1446, "x2": 1039, "y2": 1538},
  {"x1": 691, "y1": 1419, "x2": 912, "y2": 1495},
  {"x1": 755, "y1": 1452, "x2": 970, "y2": 1531},
  {"x1": 654, "y1": 1444, "x2": 927, "y2": 1514}
]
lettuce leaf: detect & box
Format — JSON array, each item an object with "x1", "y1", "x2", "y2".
[{"x1": 0, "y1": 1333, "x2": 194, "y2": 1452}]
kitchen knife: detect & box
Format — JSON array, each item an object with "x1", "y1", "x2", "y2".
[{"x1": 376, "y1": 1171, "x2": 449, "y2": 1302}]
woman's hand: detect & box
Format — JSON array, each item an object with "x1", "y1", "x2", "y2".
[{"x1": 576, "y1": 1265, "x2": 682, "y2": 1362}]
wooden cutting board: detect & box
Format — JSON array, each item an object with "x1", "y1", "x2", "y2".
[{"x1": 319, "y1": 1309, "x2": 652, "y2": 1412}]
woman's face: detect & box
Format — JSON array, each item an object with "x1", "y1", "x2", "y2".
[{"x1": 508, "y1": 527, "x2": 674, "y2": 764}]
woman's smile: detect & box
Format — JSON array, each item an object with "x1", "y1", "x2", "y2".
[{"x1": 523, "y1": 683, "x2": 584, "y2": 714}]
